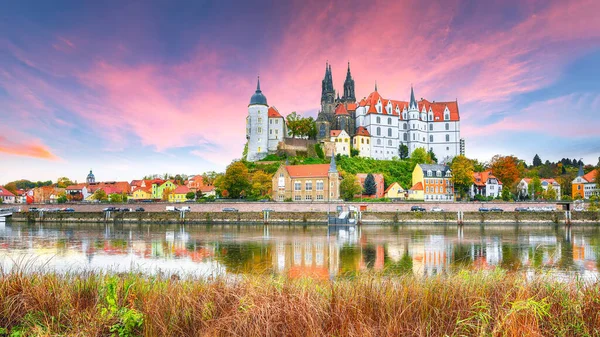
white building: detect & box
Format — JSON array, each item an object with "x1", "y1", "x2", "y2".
[
  {"x1": 518, "y1": 178, "x2": 561, "y2": 200},
  {"x1": 330, "y1": 130, "x2": 350, "y2": 156},
  {"x1": 572, "y1": 165, "x2": 598, "y2": 199},
  {"x1": 0, "y1": 186, "x2": 15, "y2": 204},
  {"x1": 352, "y1": 126, "x2": 371, "y2": 158},
  {"x1": 354, "y1": 86, "x2": 460, "y2": 161},
  {"x1": 469, "y1": 171, "x2": 502, "y2": 199}
]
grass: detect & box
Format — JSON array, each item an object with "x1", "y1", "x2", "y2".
[{"x1": 0, "y1": 269, "x2": 599, "y2": 336}]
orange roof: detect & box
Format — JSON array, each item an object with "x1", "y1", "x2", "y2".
[
  {"x1": 409, "y1": 182, "x2": 423, "y2": 191},
  {"x1": 0, "y1": 186, "x2": 15, "y2": 197},
  {"x1": 473, "y1": 171, "x2": 502, "y2": 187},
  {"x1": 346, "y1": 103, "x2": 357, "y2": 110},
  {"x1": 330, "y1": 130, "x2": 344, "y2": 137},
  {"x1": 359, "y1": 99, "x2": 367, "y2": 107},
  {"x1": 582, "y1": 170, "x2": 597, "y2": 183},
  {"x1": 130, "y1": 180, "x2": 143, "y2": 187},
  {"x1": 286, "y1": 164, "x2": 331, "y2": 178},
  {"x1": 173, "y1": 185, "x2": 191, "y2": 194},
  {"x1": 65, "y1": 183, "x2": 87, "y2": 190},
  {"x1": 361, "y1": 90, "x2": 459, "y2": 121},
  {"x1": 367, "y1": 104, "x2": 377, "y2": 113},
  {"x1": 134, "y1": 185, "x2": 152, "y2": 193},
  {"x1": 268, "y1": 106, "x2": 283, "y2": 118},
  {"x1": 199, "y1": 185, "x2": 215, "y2": 193},
  {"x1": 335, "y1": 104, "x2": 348, "y2": 115},
  {"x1": 355, "y1": 126, "x2": 370, "y2": 136}
]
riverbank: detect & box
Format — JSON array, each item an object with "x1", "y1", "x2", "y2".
[
  {"x1": 7, "y1": 210, "x2": 600, "y2": 224},
  {"x1": 0, "y1": 271, "x2": 598, "y2": 336}
]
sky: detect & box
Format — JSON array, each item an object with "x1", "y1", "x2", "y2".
[{"x1": 1, "y1": 0, "x2": 600, "y2": 184}]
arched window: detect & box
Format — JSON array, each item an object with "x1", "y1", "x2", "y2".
[
  {"x1": 403, "y1": 123, "x2": 407, "y2": 130},
  {"x1": 387, "y1": 117, "x2": 392, "y2": 125},
  {"x1": 429, "y1": 135, "x2": 433, "y2": 142},
  {"x1": 445, "y1": 123, "x2": 449, "y2": 130},
  {"x1": 376, "y1": 116, "x2": 381, "y2": 123},
  {"x1": 429, "y1": 124, "x2": 433, "y2": 131},
  {"x1": 403, "y1": 133, "x2": 407, "y2": 141},
  {"x1": 361, "y1": 138, "x2": 364, "y2": 144},
  {"x1": 413, "y1": 134, "x2": 416, "y2": 140},
  {"x1": 446, "y1": 134, "x2": 450, "y2": 142},
  {"x1": 377, "y1": 139, "x2": 381, "y2": 145},
  {"x1": 388, "y1": 140, "x2": 392, "y2": 146},
  {"x1": 377, "y1": 127, "x2": 381, "y2": 136},
  {"x1": 445, "y1": 113, "x2": 449, "y2": 120},
  {"x1": 388, "y1": 128, "x2": 392, "y2": 137},
  {"x1": 319, "y1": 124, "x2": 326, "y2": 138}
]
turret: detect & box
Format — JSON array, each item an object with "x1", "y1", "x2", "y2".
[{"x1": 341, "y1": 62, "x2": 356, "y2": 103}]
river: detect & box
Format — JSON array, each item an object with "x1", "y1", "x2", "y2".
[{"x1": 1, "y1": 222, "x2": 599, "y2": 280}]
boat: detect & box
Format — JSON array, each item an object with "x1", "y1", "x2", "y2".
[{"x1": 328, "y1": 205, "x2": 359, "y2": 226}]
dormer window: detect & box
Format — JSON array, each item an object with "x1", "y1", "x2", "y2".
[
  {"x1": 427, "y1": 170, "x2": 432, "y2": 177},
  {"x1": 445, "y1": 113, "x2": 449, "y2": 120},
  {"x1": 437, "y1": 170, "x2": 441, "y2": 177}
]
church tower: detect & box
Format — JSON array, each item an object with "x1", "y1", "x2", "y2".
[
  {"x1": 320, "y1": 63, "x2": 336, "y2": 115},
  {"x1": 246, "y1": 77, "x2": 269, "y2": 162},
  {"x1": 341, "y1": 62, "x2": 356, "y2": 104}
]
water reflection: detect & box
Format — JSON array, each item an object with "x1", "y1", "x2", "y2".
[{"x1": 0, "y1": 222, "x2": 599, "y2": 280}]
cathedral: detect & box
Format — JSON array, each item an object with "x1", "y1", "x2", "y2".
[{"x1": 246, "y1": 62, "x2": 462, "y2": 163}]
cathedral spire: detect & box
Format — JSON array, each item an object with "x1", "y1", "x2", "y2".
[
  {"x1": 256, "y1": 76, "x2": 261, "y2": 92},
  {"x1": 329, "y1": 154, "x2": 337, "y2": 173},
  {"x1": 409, "y1": 85, "x2": 417, "y2": 110},
  {"x1": 375, "y1": 81, "x2": 378, "y2": 92}
]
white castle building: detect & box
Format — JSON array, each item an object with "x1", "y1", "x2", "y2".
[{"x1": 246, "y1": 63, "x2": 462, "y2": 162}]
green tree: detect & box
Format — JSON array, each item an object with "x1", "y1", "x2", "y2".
[
  {"x1": 57, "y1": 192, "x2": 67, "y2": 204},
  {"x1": 92, "y1": 189, "x2": 108, "y2": 201},
  {"x1": 363, "y1": 173, "x2": 377, "y2": 196},
  {"x1": 450, "y1": 155, "x2": 474, "y2": 200},
  {"x1": 399, "y1": 143, "x2": 409, "y2": 160},
  {"x1": 56, "y1": 177, "x2": 74, "y2": 188},
  {"x1": 543, "y1": 184, "x2": 557, "y2": 200},
  {"x1": 186, "y1": 192, "x2": 196, "y2": 200},
  {"x1": 528, "y1": 177, "x2": 543, "y2": 200},
  {"x1": 533, "y1": 154, "x2": 542, "y2": 167},
  {"x1": 314, "y1": 144, "x2": 325, "y2": 159},
  {"x1": 340, "y1": 174, "x2": 362, "y2": 201},
  {"x1": 410, "y1": 148, "x2": 432, "y2": 165},
  {"x1": 109, "y1": 193, "x2": 123, "y2": 203},
  {"x1": 427, "y1": 148, "x2": 438, "y2": 163},
  {"x1": 216, "y1": 161, "x2": 251, "y2": 198},
  {"x1": 501, "y1": 187, "x2": 511, "y2": 201},
  {"x1": 250, "y1": 170, "x2": 272, "y2": 198}
]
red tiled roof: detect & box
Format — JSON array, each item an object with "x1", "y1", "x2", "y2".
[
  {"x1": 355, "y1": 126, "x2": 370, "y2": 137},
  {"x1": 330, "y1": 130, "x2": 343, "y2": 137},
  {"x1": 199, "y1": 185, "x2": 215, "y2": 193},
  {"x1": 409, "y1": 182, "x2": 423, "y2": 191},
  {"x1": 582, "y1": 170, "x2": 597, "y2": 183},
  {"x1": 359, "y1": 99, "x2": 367, "y2": 107},
  {"x1": 473, "y1": 171, "x2": 502, "y2": 187},
  {"x1": 130, "y1": 180, "x2": 143, "y2": 187},
  {"x1": 65, "y1": 183, "x2": 87, "y2": 190},
  {"x1": 335, "y1": 104, "x2": 348, "y2": 115},
  {"x1": 173, "y1": 185, "x2": 191, "y2": 194},
  {"x1": 0, "y1": 186, "x2": 15, "y2": 197},
  {"x1": 268, "y1": 106, "x2": 283, "y2": 118},
  {"x1": 346, "y1": 103, "x2": 357, "y2": 111},
  {"x1": 286, "y1": 164, "x2": 331, "y2": 178},
  {"x1": 361, "y1": 90, "x2": 459, "y2": 121}
]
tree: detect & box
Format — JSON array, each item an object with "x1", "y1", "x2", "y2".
[
  {"x1": 471, "y1": 159, "x2": 488, "y2": 172},
  {"x1": 501, "y1": 187, "x2": 511, "y2": 201},
  {"x1": 528, "y1": 177, "x2": 543, "y2": 200},
  {"x1": 340, "y1": 174, "x2": 362, "y2": 201},
  {"x1": 410, "y1": 148, "x2": 432, "y2": 165},
  {"x1": 162, "y1": 187, "x2": 174, "y2": 201},
  {"x1": 186, "y1": 192, "x2": 196, "y2": 200},
  {"x1": 363, "y1": 173, "x2": 377, "y2": 196},
  {"x1": 490, "y1": 155, "x2": 521, "y2": 192},
  {"x1": 286, "y1": 112, "x2": 316, "y2": 139},
  {"x1": 543, "y1": 184, "x2": 557, "y2": 200},
  {"x1": 216, "y1": 161, "x2": 251, "y2": 198},
  {"x1": 56, "y1": 177, "x2": 73, "y2": 188},
  {"x1": 533, "y1": 154, "x2": 542, "y2": 167},
  {"x1": 57, "y1": 192, "x2": 67, "y2": 204},
  {"x1": 428, "y1": 148, "x2": 438, "y2": 163},
  {"x1": 399, "y1": 143, "x2": 409, "y2": 160},
  {"x1": 450, "y1": 155, "x2": 474, "y2": 200},
  {"x1": 92, "y1": 189, "x2": 108, "y2": 201},
  {"x1": 249, "y1": 170, "x2": 272, "y2": 198}
]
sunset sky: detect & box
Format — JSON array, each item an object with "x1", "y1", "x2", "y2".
[{"x1": 1, "y1": 0, "x2": 599, "y2": 184}]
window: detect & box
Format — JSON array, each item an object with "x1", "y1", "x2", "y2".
[
  {"x1": 258, "y1": 127, "x2": 262, "y2": 134},
  {"x1": 316, "y1": 195, "x2": 324, "y2": 200},
  {"x1": 367, "y1": 139, "x2": 370, "y2": 144},
  {"x1": 361, "y1": 138, "x2": 364, "y2": 144},
  {"x1": 446, "y1": 134, "x2": 450, "y2": 142},
  {"x1": 412, "y1": 134, "x2": 416, "y2": 140},
  {"x1": 270, "y1": 129, "x2": 272, "y2": 134},
  {"x1": 294, "y1": 181, "x2": 301, "y2": 191},
  {"x1": 376, "y1": 116, "x2": 381, "y2": 123},
  {"x1": 387, "y1": 117, "x2": 392, "y2": 125},
  {"x1": 441, "y1": 187, "x2": 444, "y2": 193},
  {"x1": 445, "y1": 123, "x2": 449, "y2": 131},
  {"x1": 427, "y1": 170, "x2": 432, "y2": 177},
  {"x1": 258, "y1": 117, "x2": 262, "y2": 123},
  {"x1": 275, "y1": 119, "x2": 278, "y2": 124},
  {"x1": 257, "y1": 146, "x2": 261, "y2": 152},
  {"x1": 278, "y1": 195, "x2": 284, "y2": 201},
  {"x1": 316, "y1": 180, "x2": 324, "y2": 191},
  {"x1": 377, "y1": 127, "x2": 381, "y2": 136},
  {"x1": 445, "y1": 114, "x2": 449, "y2": 120},
  {"x1": 403, "y1": 123, "x2": 407, "y2": 130},
  {"x1": 377, "y1": 139, "x2": 381, "y2": 145},
  {"x1": 388, "y1": 140, "x2": 392, "y2": 146},
  {"x1": 294, "y1": 195, "x2": 301, "y2": 201},
  {"x1": 305, "y1": 181, "x2": 312, "y2": 191},
  {"x1": 412, "y1": 123, "x2": 415, "y2": 129},
  {"x1": 429, "y1": 124, "x2": 433, "y2": 131},
  {"x1": 403, "y1": 133, "x2": 407, "y2": 141},
  {"x1": 279, "y1": 173, "x2": 284, "y2": 178},
  {"x1": 305, "y1": 195, "x2": 312, "y2": 201},
  {"x1": 437, "y1": 171, "x2": 441, "y2": 177},
  {"x1": 388, "y1": 128, "x2": 392, "y2": 137},
  {"x1": 275, "y1": 129, "x2": 278, "y2": 134},
  {"x1": 429, "y1": 135, "x2": 433, "y2": 142}
]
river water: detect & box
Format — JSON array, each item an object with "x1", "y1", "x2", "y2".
[{"x1": 0, "y1": 222, "x2": 599, "y2": 280}]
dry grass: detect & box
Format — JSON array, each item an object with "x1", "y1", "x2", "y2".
[{"x1": 0, "y1": 269, "x2": 599, "y2": 336}]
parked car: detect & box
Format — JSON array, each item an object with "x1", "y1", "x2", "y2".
[
  {"x1": 222, "y1": 207, "x2": 239, "y2": 212},
  {"x1": 102, "y1": 207, "x2": 117, "y2": 212},
  {"x1": 514, "y1": 207, "x2": 528, "y2": 212},
  {"x1": 62, "y1": 208, "x2": 75, "y2": 212},
  {"x1": 119, "y1": 208, "x2": 132, "y2": 212},
  {"x1": 431, "y1": 207, "x2": 444, "y2": 212},
  {"x1": 478, "y1": 207, "x2": 490, "y2": 212},
  {"x1": 179, "y1": 206, "x2": 191, "y2": 212},
  {"x1": 410, "y1": 206, "x2": 426, "y2": 212},
  {"x1": 28, "y1": 207, "x2": 38, "y2": 212},
  {"x1": 490, "y1": 207, "x2": 504, "y2": 212},
  {"x1": 135, "y1": 207, "x2": 145, "y2": 212},
  {"x1": 166, "y1": 206, "x2": 177, "y2": 212}
]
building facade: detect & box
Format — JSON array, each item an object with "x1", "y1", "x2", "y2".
[
  {"x1": 518, "y1": 178, "x2": 561, "y2": 200},
  {"x1": 469, "y1": 171, "x2": 502, "y2": 199},
  {"x1": 272, "y1": 156, "x2": 340, "y2": 202},
  {"x1": 572, "y1": 165, "x2": 598, "y2": 199},
  {"x1": 330, "y1": 130, "x2": 350, "y2": 156},
  {"x1": 412, "y1": 164, "x2": 454, "y2": 201}
]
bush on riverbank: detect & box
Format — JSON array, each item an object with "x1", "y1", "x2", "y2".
[{"x1": 0, "y1": 271, "x2": 599, "y2": 336}]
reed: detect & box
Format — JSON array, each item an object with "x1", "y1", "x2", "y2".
[{"x1": 0, "y1": 269, "x2": 599, "y2": 336}]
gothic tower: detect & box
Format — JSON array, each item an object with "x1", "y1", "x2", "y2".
[
  {"x1": 320, "y1": 63, "x2": 336, "y2": 115},
  {"x1": 341, "y1": 62, "x2": 356, "y2": 104}
]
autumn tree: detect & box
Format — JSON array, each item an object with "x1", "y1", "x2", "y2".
[
  {"x1": 250, "y1": 170, "x2": 272, "y2": 198},
  {"x1": 92, "y1": 189, "x2": 108, "y2": 201},
  {"x1": 490, "y1": 155, "x2": 521, "y2": 193},
  {"x1": 543, "y1": 184, "x2": 557, "y2": 200},
  {"x1": 216, "y1": 161, "x2": 251, "y2": 198},
  {"x1": 56, "y1": 177, "x2": 74, "y2": 188},
  {"x1": 450, "y1": 155, "x2": 474, "y2": 200},
  {"x1": 340, "y1": 174, "x2": 362, "y2": 201},
  {"x1": 162, "y1": 187, "x2": 174, "y2": 201},
  {"x1": 363, "y1": 173, "x2": 377, "y2": 196}
]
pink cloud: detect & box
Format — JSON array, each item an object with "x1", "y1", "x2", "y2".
[{"x1": 0, "y1": 136, "x2": 59, "y2": 160}]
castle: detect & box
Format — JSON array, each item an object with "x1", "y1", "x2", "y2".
[{"x1": 246, "y1": 63, "x2": 463, "y2": 162}]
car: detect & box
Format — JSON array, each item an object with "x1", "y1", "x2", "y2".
[
  {"x1": 431, "y1": 207, "x2": 444, "y2": 212},
  {"x1": 135, "y1": 207, "x2": 145, "y2": 212},
  {"x1": 102, "y1": 207, "x2": 117, "y2": 212},
  {"x1": 28, "y1": 207, "x2": 38, "y2": 212},
  {"x1": 478, "y1": 207, "x2": 490, "y2": 212},
  {"x1": 514, "y1": 207, "x2": 528, "y2": 212},
  {"x1": 119, "y1": 208, "x2": 132, "y2": 212},
  {"x1": 222, "y1": 207, "x2": 239, "y2": 212},
  {"x1": 490, "y1": 207, "x2": 504, "y2": 212},
  {"x1": 62, "y1": 208, "x2": 75, "y2": 212},
  {"x1": 259, "y1": 199, "x2": 270, "y2": 202},
  {"x1": 179, "y1": 206, "x2": 191, "y2": 212},
  {"x1": 410, "y1": 206, "x2": 426, "y2": 212},
  {"x1": 185, "y1": 200, "x2": 195, "y2": 203}
]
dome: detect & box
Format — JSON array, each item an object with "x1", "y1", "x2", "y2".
[{"x1": 249, "y1": 77, "x2": 267, "y2": 106}]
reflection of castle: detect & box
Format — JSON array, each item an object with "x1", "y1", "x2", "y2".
[{"x1": 273, "y1": 240, "x2": 340, "y2": 279}]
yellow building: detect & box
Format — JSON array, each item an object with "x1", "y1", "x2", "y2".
[
  {"x1": 168, "y1": 185, "x2": 191, "y2": 203},
  {"x1": 411, "y1": 164, "x2": 454, "y2": 201},
  {"x1": 384, "y1": 182, "x2": 405, "y2": 199},
  {"x1": 330, "y1": 130, "x2": 350, "y2": 156},
  {"x1": 352, "y1": 126, "x2": 371, "y2": 157},
  {"x1": 131, "y1": 187, "x2": 152, "y2": 200}
]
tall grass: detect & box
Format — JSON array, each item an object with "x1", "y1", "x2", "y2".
[{"x1": 0, "y1": 269, "x2": 599, "y2": 336}]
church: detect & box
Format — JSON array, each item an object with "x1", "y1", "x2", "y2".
[{"x1": 246, "y1": 62, "x2": 463, "y2": 163}]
